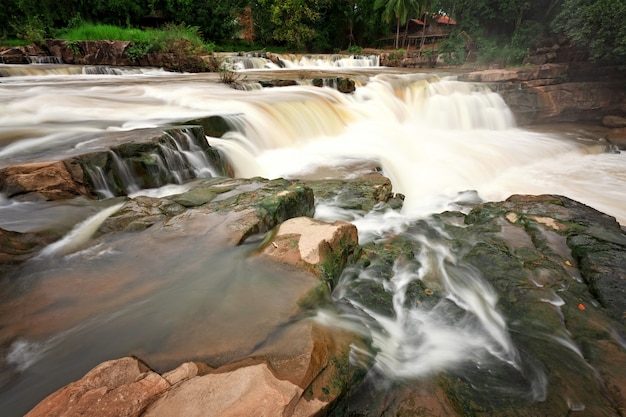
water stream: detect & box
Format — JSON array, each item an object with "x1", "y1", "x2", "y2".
[{"x1": 0, "y1": 63, "x2": 625, "y2": 416}]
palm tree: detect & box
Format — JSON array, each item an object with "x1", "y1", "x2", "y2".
[{"x1": 375, "y1": 0, "x2": 421, "y2": 49}]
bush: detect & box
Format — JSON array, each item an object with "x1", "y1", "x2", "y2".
[{"x1": 475, "y1": 37, "x2": 527, "y2": 67}]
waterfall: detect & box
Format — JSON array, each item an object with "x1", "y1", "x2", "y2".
[
  {"x1": 26, "y1": 56, "x2": 63, "y2": 64},
  {"x1": 84, "y1": 128, "x2": 220, "y2": 197},
  {"x1": 225, "y1": 53, "x2": 380, "y2": 70}
]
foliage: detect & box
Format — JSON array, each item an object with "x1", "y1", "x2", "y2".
[
  {"x1": 258, "y1": 0, "x2": 322, "y2": 50},
  {"x1": 553, "y1": 0, "x2": 626, "y2": 65},
  {"x1": 437, "y1": 32, "x2": 466, "y2": 64},
  {"x1": 0, "y1": 0, "x2": 625, "y2": 68},
  {"x1": 475, "y1": 37, "x2": 527, "y2": 67},
  {"x1": 347, "y1": 45, "x2": 364, "y2": 54}
]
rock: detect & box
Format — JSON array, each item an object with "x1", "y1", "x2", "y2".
[
  {"x1": 499, "y1": 81, "x2": 624, "y2": 125},
  {"x1": 332, "y1": 194, "x2": 626, "y2": 416},
  {"x1": 143, "y1": 361, "x2": 301, "y2": 417},
  {"x1": 0, "y1": 161, "x2": 88, "y2": 200},
  {"x1": 603, "y1": 115, "x2": 626, "y2": 128},
  {"x1": 305, "y1": 172, "x2": 400, "y2": 213},
  {"x1": 0, "y1": 127, "x2": 232, "y2": 200},
  {"x1": 259, "y1": 217, "x2": 359, "y2": 286},
  {"x1": 606, "y1": 127, "x2": 626, "y2": 149},
  {"x1": 459, "y1": 64, "x2": 569, "y2": 84},
  {"x1": 0, "y1": 227, "x2": 57, "y2": 265},
  {"x1": 0, "y1": 47, "x2": 28, "y2": 64},
  {"x1": 162, "y1": 362, "x2": 213, "y2": 386},
  {"x1": 25, "y1": 357, "x2": 169, "y2": 417}
]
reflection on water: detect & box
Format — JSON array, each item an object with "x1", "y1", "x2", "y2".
[{"x1": 0, "y1": 66, "x2": 625, "y2": 416}]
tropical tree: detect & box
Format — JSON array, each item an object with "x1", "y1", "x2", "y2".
[{"x1": 375, "y1": 0, "x2": 421, "y2": 49}]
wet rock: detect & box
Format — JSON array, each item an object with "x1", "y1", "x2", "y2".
[
  {"x1": 603, "y1": 115, "x2": 626, "y2": 128},
  {"x1": 458, "y1": 64, "x2": 625, "y2": 125},
  {"x1": 25, "y1": 356, "x2": 169, "y2": 417},
  {"x1": 606, "y1": 127, "x2": 626, "y2": 150},
  {"x1": 0, "y1": 127, "x2": 232, "y2": 201},
  {"x1": 0, "y1": 228, "x2": 57, "y2": 265},
  {"x1": 305, "y1": 172, "x2": 399, "y2": 213},
  {"x1": 331, "y1": 194, "x2": 626, "y2": 416},
  {"x1": 0, "y1": 161, "x2": 88, "y2": 201},
  {"x1": 258, "y1": 216, "x2": 359, "y2": 287}
]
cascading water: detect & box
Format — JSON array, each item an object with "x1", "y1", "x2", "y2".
[
  {"x1": 0, "y1": 67, "x2": 625, "y2": 416},
  {"x1": 225, "y1": 53, "x2": 380, "y2": 70}
]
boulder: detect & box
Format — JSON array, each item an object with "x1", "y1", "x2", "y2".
[
  {"x1": 0, "y1": 47, "x2": 28, "y2": 64},
  {"x1": 259, "y1": 217, "x2": 359, "y2": 286},
  {"x1": 606, "y1": 127, "x2": 626, "y2": 149},
  {"x1": 143, "y1": 362, "x2": 302, "y2": 417},
  {"x1": 25, "y1": 357, "x2": 169, "y2": 417},
  {"x1": 603, "y1": 115, "x2": 626, "y2": 128},
  {"x1": 0, "y1": 227, "x2": 57, "y2": 265},
  {"x1": 0, "y1": 161, "x2": 88, "y2": 200}
]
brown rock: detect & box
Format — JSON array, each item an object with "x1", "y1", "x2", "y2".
[
  {"x1": 260, "y1": 216, "x2": 358, "y2": 282},
  {"x1": 0, "y1": 161, "x2": 88, "y2": 200},
  {"x1": 162, "y1": 361, "x2": 213, "y2": 386},
  {"x1": 603, "y1": 115, "x2": 626, "y2": 128},
  {"x1": 26, "y1": 357, "x2": 169, "y2": 417},
  {"x1": 143, "y1": 362, "x2": 302, "y2": 417},
  {"x1": 606, "y1": 127, "x2": 626, "y2": 149},
  {"x1": 0, "y1": 227, "x2": 56, "y2": 264}
]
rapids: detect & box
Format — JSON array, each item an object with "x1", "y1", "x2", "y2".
[{"x1": 0, "y1": 63, "x2": 625, "y2": 416}]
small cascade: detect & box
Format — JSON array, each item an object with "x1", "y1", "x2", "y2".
[
  {"x1": 225, "y1": 53, "x2": 380, "y2": 70},
  {"x1": 161, "y1": 128, "x2": 218, "y2": 180},
  {"x1": 26, "y1": 56, "x2": 63, "y2": 64},
  {"x1": 317, "y1": 219, "x2": 548, "y2": 400},
  {"x1": 84, "y1": 128, "x2": 220, "y2": 198},
  {"x1": 226, "y1": 56, "x2": 279, "y2": 70},
  {"x1": 109, "y1": 151, "x2": 141, "y2": 195},
  {"x1": 82, "y1": 66, "x2": 158, "y2": 75},
  {"x1": 0, "y1": 65, "x2": 83, "y2": 77},
  {"x1": 279, "y1": 54, "x2": 380, "y2": 68},
  {"x1": 38, "y1": 203, "x2": 124, "y2": 257},
  {"x1": 88, "y1": 166, "x2": 116, "y2": 199}
]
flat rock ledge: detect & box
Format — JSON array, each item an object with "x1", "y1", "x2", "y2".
[{"x1": 24, "y1": 356, "x2": 326, "y2": 417}]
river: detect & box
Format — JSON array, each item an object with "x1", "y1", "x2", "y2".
[{"x1": 0, "y1": 61, "x2": 625, "y2": 416}]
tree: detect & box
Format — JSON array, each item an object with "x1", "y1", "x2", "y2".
[
  {"x1": 375, "y1": 0, "x2": 420, "y2": 49},
  {"x1": 257, "y1": 0, "x2": 321, "y2": 50},
  {"x1": 553, "y1": 0, "x2": 626, "y2": 65}
]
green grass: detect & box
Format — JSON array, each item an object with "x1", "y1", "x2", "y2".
[{"x1": 54, "y1": 23, "x2": 208, "y2": 47}]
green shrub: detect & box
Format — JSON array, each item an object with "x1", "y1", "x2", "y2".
[{"x1": 347, "y1": 44, "x2": 363, "y2": 54}]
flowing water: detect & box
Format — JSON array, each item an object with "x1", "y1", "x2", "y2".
[{"x1": 0, "y1": 61, "x2": 625, "y2": 415}]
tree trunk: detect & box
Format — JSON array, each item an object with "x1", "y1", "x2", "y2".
[{"x1": 395, "y1": 17, "x2": 401, "y2": 49}]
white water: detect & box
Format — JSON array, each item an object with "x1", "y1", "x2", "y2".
[
  {"x1": 0, "y1": 66, "x2": 625, "y2": 415},
  {"x1": 38, "y1": 203, "x2": 124, "y2": 257}
]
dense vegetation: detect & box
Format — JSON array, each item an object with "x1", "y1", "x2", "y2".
[{"x1": 1, "y1": 0, "x2": 625, "y2": 66}]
